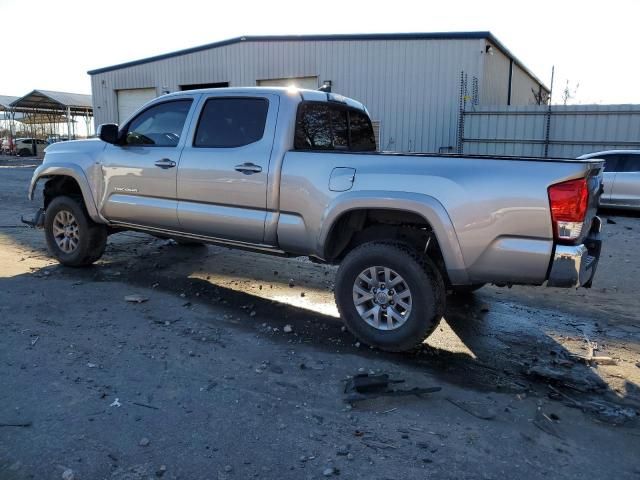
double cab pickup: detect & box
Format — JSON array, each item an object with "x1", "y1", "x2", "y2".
[{"x1": 28, "y1": 87, "x2": 604, "y2": 351}]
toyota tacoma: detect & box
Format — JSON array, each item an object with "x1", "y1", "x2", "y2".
[{"x1": 27, "y1": 87, "x2": 604, "y2": 351}]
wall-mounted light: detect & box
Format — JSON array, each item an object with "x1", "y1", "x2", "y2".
[
  {"x1": 319, "y1": 80, "x2": 332, "y2": 93},
  {"x1": 485, "y1": 45, "x2": 494, "y2": 56}
]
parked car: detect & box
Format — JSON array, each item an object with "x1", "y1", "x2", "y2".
[
  {"x1": 578, "y1": 150, "x2": 640, "y2": 210},
  {"x1": 26, "y1": 87, "x2": 604, "y2": 352},
  {"x1": 15, "y1": 138, "x2": 48, "y2": 156}
]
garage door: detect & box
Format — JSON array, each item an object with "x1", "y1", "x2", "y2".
[
  {"x1": 117, "y1": 88, "x2": 157, "y2": 123},
  {"x1": 257, "y1": 76, "x2": 318, "y2": 90}
]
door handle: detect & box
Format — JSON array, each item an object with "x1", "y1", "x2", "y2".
[
  {"x1": 155, "y1": 158, "x2": 176, "y2": 169},
  {"x1": 234, "y1": 163, "x2": 262, "y2": 174}
]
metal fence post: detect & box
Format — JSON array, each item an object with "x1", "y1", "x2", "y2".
[
  {"x1": 456, "y1": 71, "x2": 466, "y2": 154},
  {"x1": 544, "y1": 104, "x2": 552, "y2": 158}
]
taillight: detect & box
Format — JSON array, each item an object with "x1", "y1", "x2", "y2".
[{"x1": 548, "y1": 178, "x2": 589, "y2": 243}]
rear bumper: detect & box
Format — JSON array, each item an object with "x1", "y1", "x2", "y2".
[{"x1": 546, "y1": 217, "x2": 602, "y2": 288}]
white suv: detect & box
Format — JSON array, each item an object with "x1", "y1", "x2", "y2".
[{"x1": 15, "y1": 138, "x2": 48, "y2": 156}]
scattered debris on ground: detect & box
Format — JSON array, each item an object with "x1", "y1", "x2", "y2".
[
  {"x1": 124, "y1": 294, "x2": 149, "y2": 303},
  {"x1": 344, "y1": 373, "x2": 441, "y2": 403}
]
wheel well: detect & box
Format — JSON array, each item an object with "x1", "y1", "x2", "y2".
[
  {"x1": 324, "y1": 208, "x2": 450, "y2": 285},
  {"x1": 43, "y1": 176, "x2": 83, "y2": 209}
]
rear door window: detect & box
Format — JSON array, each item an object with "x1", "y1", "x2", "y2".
[{"x1": 194, "y1": 97, "x2": 269, "y2": 148}]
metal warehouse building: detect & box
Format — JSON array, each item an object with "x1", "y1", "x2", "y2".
[{"x1": 88, "y1": 32, "x2": 548, "y2": 153}]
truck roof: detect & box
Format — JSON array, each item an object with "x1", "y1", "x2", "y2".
[{"x1": 162, "y1": 86, "x2": 368, "y2": 112}]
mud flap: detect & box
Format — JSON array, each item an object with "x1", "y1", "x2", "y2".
[{"x1": 21, "y1": 208, "x2": 45, "y2": 229}]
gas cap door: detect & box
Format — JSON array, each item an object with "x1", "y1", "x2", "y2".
[{"x1": 329, "y1": 167, "x2": 356, "y2": 192}]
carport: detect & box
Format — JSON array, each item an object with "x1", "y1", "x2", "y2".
[{"x1": 9, "y1": 90, "x2": 93, "y2": 150}]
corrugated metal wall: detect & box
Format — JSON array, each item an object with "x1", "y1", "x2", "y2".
[
  {"x1": 510, "y1": 65, "x2": 541, "y2": 105},
  {"x1": 463, "y1": 104, "x2": 640, "y2": 157},
  {"x1": 480, "y1": 41, "x2": 541, "y2": 106},
  {"x1": 481, "y1": 43, "x2": 510, "y2": 105},
  {"x1": 91, "y1": 38, "x2": 538, "y2": 153}
]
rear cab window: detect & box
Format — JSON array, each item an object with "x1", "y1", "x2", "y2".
[{"x1": 294, "y1": 102, "x2": 376, "y2": 152}]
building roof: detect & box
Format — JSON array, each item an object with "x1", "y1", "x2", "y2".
[
  {"x1": 10, "y1": 89, "x2": 92, "y2": 115},
  {"x1": 87, "y1": 31, "x2": 549, "y2": 92},
  {"x1": 0, "y1": 95, "x2": 19, "y2": 110}
]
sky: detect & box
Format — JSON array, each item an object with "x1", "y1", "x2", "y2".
[{"x1": 0, "y1": 0, "x2": 637, "y2": 105}]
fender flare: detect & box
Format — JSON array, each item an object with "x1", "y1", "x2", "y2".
[
  {"x1": 29, "y1": 163, "x2": 103, "y2": 223},
  {"x1": 317, "y1": 190, "x2": 469, "y2": 284}
]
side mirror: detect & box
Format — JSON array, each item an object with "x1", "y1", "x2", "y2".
[{"x1": 97, "y1": 123, "x2": 119, "y2": 144}]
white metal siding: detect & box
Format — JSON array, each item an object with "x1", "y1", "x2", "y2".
[
  {"x1": 90, "y1": 38, "x2": 492, "y2": 153},
  {"x1": 481, "y1": 41, "x2": 544, "y2": 106},
  {"x1": 481, "y1": 43, "x2": 510, "y2": 105},
  {"x1": 510, "y1": 66, "x2": 540, "y2": 105}
]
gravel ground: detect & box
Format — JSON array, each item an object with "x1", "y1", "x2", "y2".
[{"x1": 0, "y1": 157, "x2": 639, "y2": 479}]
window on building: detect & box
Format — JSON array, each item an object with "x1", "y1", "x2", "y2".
[
  {"x1": 194, "y1": 97, "x2": 269, "y2": 148},
  {"x1": 124, "y1": 100, "x2": 192, "y2": 147}
]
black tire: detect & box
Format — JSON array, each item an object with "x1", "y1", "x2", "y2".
[
  {"x1": 335, "y1": 242, "x2": 446, "y2": 352},
  {"x1": 18, "y1": 148, "x2": 32, "y2": 157},
  {"x1": 450, "y1": 284, "x2": 485, "y2": 295},
  {"x1": 44, "y1": 196, "x2": 107, "y2": 267}
]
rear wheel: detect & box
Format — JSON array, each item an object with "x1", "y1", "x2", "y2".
[
  {"x1": 18, "y1": 148, "x2": 32, "y2": 156},
  {"x1": 335, "y1": 242, "x2": 445, "y2": 352},
  {"x1": 44, "y1": 196, "x2": 107, "y2": 266}
]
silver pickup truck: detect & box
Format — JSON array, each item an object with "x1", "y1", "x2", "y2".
[{"x1": 27, "y1": 87, "x2": 604, "y2": 351}]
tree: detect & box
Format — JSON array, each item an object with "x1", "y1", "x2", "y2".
[
  {"x1": 561, "y1": 80, "x2": 580, "y2": 105},
  {"x1": 531, "y1": 87, "x2": 550, "y2": 105}
]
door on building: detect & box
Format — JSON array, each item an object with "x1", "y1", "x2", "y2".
[
  {"x1": 117, "y1": 88, "x2": 158, "y2": 124},
  {"x1": 100, "y1": 98, "x2": 194, "y2": 230},
  {"x1": 176, "y1": 93, "x2": 279, "y2": 244}
]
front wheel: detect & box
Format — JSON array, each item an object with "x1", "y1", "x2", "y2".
[
  {"x1": 335, "y1": 242, "x2": 446, "y2": 352},
  {"x1": 44, "y1": 196, "x2": 107, "y2": 266}
]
